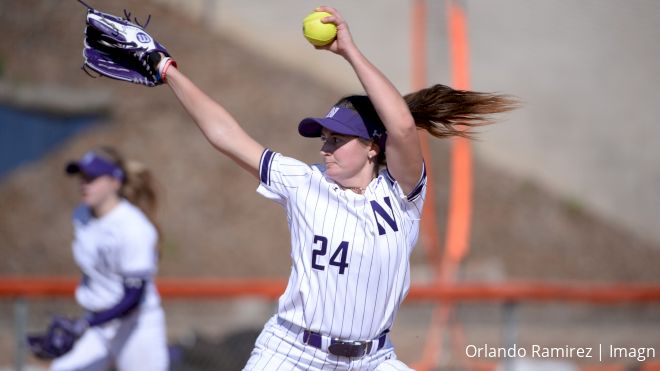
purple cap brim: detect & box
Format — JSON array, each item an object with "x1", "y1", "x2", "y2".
[
  {"x1": 298, "y1": 106, "x2": 388, "y2": 150},
  {"x1": 65, "y1": 151, "x2": 124, "y2": 180},
  {"x1": 299, "y1": 107, "x2": 377, "y2": 139},
  {"x1": 298, "y1": 117, "x2": 370, "y2": 139}
]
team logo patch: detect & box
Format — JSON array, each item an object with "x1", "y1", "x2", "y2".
[
  {"x1": 82, "y1": 152, "x2": 95, "y2": 164},
  {"x1": 326, "y1": 107, "x2": 340, "y2": 118},
  {"x1": 136, "y1": 32, "x2": 151, "y2": 43}
]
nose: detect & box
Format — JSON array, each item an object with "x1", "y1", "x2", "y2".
[{"x1": 321, "y1": 141, "x2": 334, "y2": 155}]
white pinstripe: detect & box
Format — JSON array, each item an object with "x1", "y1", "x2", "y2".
[{"x1": 247, "y1": 149, "x2": 425, "y2": 370}]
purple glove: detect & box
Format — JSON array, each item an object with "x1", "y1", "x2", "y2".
[
  {"x1": 79, "y1": 0, "x2": 176, "y2": 86},
  {"x1": 26, "y1": 316, "x2": 88, "y2": 359}
]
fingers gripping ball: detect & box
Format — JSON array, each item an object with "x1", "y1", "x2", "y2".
[{"x1": 302, "y1": 11, "x2": 337, "y2": 46}]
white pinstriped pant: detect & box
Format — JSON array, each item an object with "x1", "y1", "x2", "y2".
[
  {"x1": 243, "y1": 315, "x2": 413, "y2": 371},
  {"x1": 50, "y1": 308, "x2": 168, "y2": 371}
]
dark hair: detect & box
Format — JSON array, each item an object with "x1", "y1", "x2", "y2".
[
  {"x1": 336, "y1": 84, "x2": 518, "y2": 165},
  {"x1": 333, "y1": 95, "x2": 387, "y2": 164},
  {"x1": 334, "y1": 95, "x2": 382, "y2": 124},
  {"x1": 93, "y1": 146, "x2": 162, "y2": 246}
]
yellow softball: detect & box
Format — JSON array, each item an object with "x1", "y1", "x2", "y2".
[{"x1": 302, "y1": 11, "x2": 337, "y2": 46}]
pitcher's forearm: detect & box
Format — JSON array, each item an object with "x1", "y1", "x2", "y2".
[
  {"x1": 344, "y1": 48, "x2": 416, "y2": 137},
  {"x1": 165, "y1": 67, "x2": 264, "y2": 177}
]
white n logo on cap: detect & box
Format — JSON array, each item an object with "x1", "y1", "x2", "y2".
[
  {"x1": 326, "y1": 107, "x2": 340, "y2": 118},
  {"x1": 82, "y1": 152, "x2": 95, "y2": 165}
]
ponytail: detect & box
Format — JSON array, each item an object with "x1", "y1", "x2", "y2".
[
  {"x1": 92, "y1": 147, "x2": 162, "y2": 249},
  {"x1": 121, "y1": 160, "x2": 159, "y2": 226},
  {"x1": 336, "y1": 85, "x2": 517, "y2": 166},
  {"x1": 404, "y1": 84, "x2": 519, "y2": 139}
]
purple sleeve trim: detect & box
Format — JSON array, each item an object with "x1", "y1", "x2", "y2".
[
  {"x1": 407, "y1": 162, "x2": 427, "y2": 201},
  {"x1": 85, "y1": 278, "x2": 146, "y2": 326},
  {"x1": 260, "y1": 149, "x2": 275, "y2": 186},
  {"x1": 385, "y1": 162, "x2": 427, "y2": 201}
]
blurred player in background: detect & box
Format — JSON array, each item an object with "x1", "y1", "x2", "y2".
[
  {"x1": 52, "y1": 146, "x2": 168, "y2": 371},
  {"x1": 85, "y1": 4, "x2": 514, "y2": 370}
]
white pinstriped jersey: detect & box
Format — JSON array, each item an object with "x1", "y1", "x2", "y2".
[
  {"x1": 257, "y1": 149, "x2": 426, "y2": 341},
  {"x1": 71, "y1": 199, "x2": 161, "y2": 312}
]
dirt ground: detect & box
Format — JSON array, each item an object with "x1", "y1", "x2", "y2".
[{"x1": 1, "y1": 0, "x2": 659, "y2": 369}]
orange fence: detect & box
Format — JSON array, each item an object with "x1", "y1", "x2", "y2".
[
  {"x1": 3, "y1": 277, "x2": 660, "y2": 371},
  {"x1": 2, "y1": 276, "x2": 660, "y2": 303}
]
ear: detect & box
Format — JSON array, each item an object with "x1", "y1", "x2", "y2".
[
  {"x1": 368, "y1": 141, "x2": 380, "y2": 160},
  {"x1": 111, "y1": 177, "x2": 123, "y2": 193}
]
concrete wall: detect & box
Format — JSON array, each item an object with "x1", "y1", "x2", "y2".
[
  {"x1": 469, "y1": 1, "x2": 660, "y2": 244},
  {"x1": 152, "y1": 0, "x2": 660, "y2": 245}
]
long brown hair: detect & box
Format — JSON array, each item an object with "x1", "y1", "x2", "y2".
[
  {"x1": 93, "y1": 146, "x2": 162, "y2": 244},
  {"x1": 404, "y1": 83, "x2": 519, "y2": 139},
  {"x1": 335, "y1": 84, "x2": 517, "y2": 164}
]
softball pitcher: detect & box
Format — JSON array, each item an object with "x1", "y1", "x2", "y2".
[
  {"x1": 80, "y1": 4, "x2": 515, "y2": 370},
  {"x1": 51, "y1": 146, "x2": 168, "y2": 371},
  {"x1": 163, "y1": 7, "x2": 514, "y2": 370}
]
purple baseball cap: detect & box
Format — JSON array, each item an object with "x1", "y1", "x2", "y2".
[
  {"x1": 65, "y1": 151, "x2": 125, "y2": 181},
  {"x1": 298, "y1": 106, "x2": 387, "y2": 148}
]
